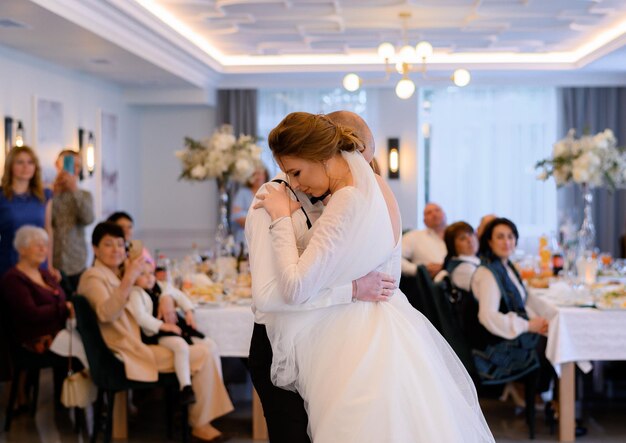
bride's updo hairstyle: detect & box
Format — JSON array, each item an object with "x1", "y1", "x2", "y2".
[{"x1": 268, "y1": 112, "x2": 364, "y2": 162}]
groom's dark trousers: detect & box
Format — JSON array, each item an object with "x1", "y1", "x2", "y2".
[{"x1": 249, "y1": 323, "x2": 311, "y2": 443}]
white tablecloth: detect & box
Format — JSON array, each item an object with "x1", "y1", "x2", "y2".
[
  {"x1": 194, "y1": 303, "x2": 255, "y2": 357},
  {"x1": 526, "y1": 289, "x2": 626, "y2": 375}
]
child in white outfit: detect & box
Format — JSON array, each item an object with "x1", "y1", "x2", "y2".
[{"x1": 128, "y1": 262, "x2": 201, "y2": 405}]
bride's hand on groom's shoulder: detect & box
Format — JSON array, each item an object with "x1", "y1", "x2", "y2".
[
  {"x1": 353, "y1": 271, "x2": 397, "y2": 303},
  {"x1": 254, "y1": 183, "x2": 300, "y2": 220}
]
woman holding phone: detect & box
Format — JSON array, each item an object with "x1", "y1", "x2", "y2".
[{"x1": 0, "y1": 146, "x2": 56, "y2": 278}]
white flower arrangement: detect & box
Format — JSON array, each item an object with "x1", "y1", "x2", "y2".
[
  {"x1": 536, "y1": 128, "x2": 626, "y2": 189},
  {"x1": 176, "y1": 124, "x2": 262, "y2": 185}
]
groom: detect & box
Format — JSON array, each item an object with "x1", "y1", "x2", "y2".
[{"x1": 246, "y1": 111, "x2": 394, "y2": 442}]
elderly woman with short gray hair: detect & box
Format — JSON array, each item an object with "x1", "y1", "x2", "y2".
[{"x1": 0, "y1": 225, "x2": 76, "y2": 407}]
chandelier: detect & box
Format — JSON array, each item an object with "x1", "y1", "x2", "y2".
[{"x1": 342, "y1": 13, "x2": 470, "y2": 99}]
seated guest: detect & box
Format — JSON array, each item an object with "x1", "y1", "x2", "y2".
[
  {"x1": 77, "y1": 222, "x2": 233, "y2": 441},
  {"x1": 438, "y1": 221, "x2": 480, "y2": 292},
  {"x1": 107, "y1": 211, "x2": 154, "y2": 268},
  {"x1": 401, "y1": 202, "x2": 447, "y2": 278},
  {"x1": 470, "y1": 218, "x2": 550, "y2": 383},
  {"x1": 1, "y1": 225, "x2": 78, "y2": 404},
  {"x1": 128, "y1": 262, "x2": 205, "y2": 405},
  {"x1": 231, "y1": 165, "x2": 268, "y2": 247}
]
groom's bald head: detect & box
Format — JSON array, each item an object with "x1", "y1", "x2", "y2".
[{"x1": 327, "y1": 111, "x2": 375, "y2": 163}]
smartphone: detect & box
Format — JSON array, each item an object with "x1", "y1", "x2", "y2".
[
  {"x1": 128, "y1": 239, "x2": 144, "y2": 260},
  {"x1": 63, "y1": 155, "x2": 75, "y2": 174}
]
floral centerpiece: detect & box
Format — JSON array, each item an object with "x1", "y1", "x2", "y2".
[
  {"x1": 176, "y1": 124, "x2": 262, "y2": 259},
  {"x1": 536, "y1": 128, "x2": 626, "y2": 255},
  {"x1": 176, "y1": 124, "x2": 262, "y2": 185}
]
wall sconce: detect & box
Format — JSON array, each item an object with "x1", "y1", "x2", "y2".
[
  {"x1": 86, "y1": 132, "x2": 95, "y2": 176},
  {"x1": 4, "y1": 117, "x2": 13, "y2": 155},
  {"x1": 78, "y1": 128, "x2": 96, "y2": 177},
  {"x1": 3, "y1": 117, "x2": 25, "y2": 153},
  {"x1": 15, "y1": 121, "x2": 24, "y2": 147},
  {"x1": 388, "y1": 138, "x2": 400, "y2": 179}
]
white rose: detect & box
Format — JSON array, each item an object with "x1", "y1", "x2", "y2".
[
  {"x1": 235, "y1": 158, "x2": 254, "y2": 176},
  {"x1": 553, "y1": 167, "x2": 570, "y2": 186},
  {"x1": 593, "y1": 133, "x2": 609, "y2": 150},
  {"x1": 552, "y1": 141, "x2": 569, "y2": 158},
  {"x1": 536, "y1": 170, "x2": 549, "y2": 181},
  {"x1": 190, "y1": 164, "x2": 207, "y2": 180},
  {"x1": 213, "y1": 133, "x2": 236, "y2": 151},
  {"x1": 572, "y1": 166, "x2": 590, "y2": 184}
]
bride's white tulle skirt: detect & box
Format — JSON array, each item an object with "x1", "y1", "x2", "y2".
[{"x1": 269, "y1": 291, "x2": 494, "y2": 443}]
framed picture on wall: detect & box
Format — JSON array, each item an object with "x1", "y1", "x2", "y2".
[
  {"x1": 100, "y1": 111, "x2": 119, "y2": 218},
  {"x1": 35, "y1": 97, "x2": 64, "y2": 185}
]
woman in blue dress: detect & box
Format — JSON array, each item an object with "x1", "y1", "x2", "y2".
[{"x1": 0, "y1": 146, "x2": 55, "y2": 277}]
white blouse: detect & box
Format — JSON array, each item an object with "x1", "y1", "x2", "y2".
[
  {"x1": 471, "y1": 263, "x2": 536, "y2": 340},
  {"x1": 450, "y1": 255, "x2": 480, "y2": 292}
]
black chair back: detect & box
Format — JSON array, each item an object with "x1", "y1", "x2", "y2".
[
  {"x1": 431, "y1": 277, "x2": 476, "y2": 376},
  {"x1": 73, "y1": 295, "x2": 129, "y2": 391}
]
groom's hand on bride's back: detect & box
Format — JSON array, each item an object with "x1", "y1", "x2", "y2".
[{"x1": 353, "y1": 271, "x2": 397, "y2": 302}]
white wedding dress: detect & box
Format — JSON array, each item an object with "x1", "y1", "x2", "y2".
[{"x1": 264, "y1": 151, "x2": 494, "y2": 442}]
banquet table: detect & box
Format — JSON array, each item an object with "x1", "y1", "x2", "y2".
[
  {"x1": 194, "y1": 302, "x2": 268, "y2": 440},
  {"x1": 526, "y1": 287, "x2": 626, "y2": 441}
]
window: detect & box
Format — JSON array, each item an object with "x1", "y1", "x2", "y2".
[
  {"x1": 423, "y1": 87, "x2": 558, "y2": 250},
  {"x1": 257, "y1": 88, "x2": 367, "y2": 175}
]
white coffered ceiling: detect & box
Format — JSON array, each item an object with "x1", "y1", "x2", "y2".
[
  {"x1": 147, "y1": 0, "x2": 626, "y2": 56},
  {"x1": 1, "y1": 0, "x2": 626, "y2": 93}
]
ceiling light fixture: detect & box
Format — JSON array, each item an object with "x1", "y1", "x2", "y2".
[{"x1": 342, "y1": 12, "x2": 470, "y2": 99}]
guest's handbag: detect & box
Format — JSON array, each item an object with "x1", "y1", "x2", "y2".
[{"x1": 60, "y1": 321, "x2": 96, "y2": 408}]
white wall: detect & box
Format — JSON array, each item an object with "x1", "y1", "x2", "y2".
[
  {"x1": 135, "y1": 105, "x2": 218, "y2": 257},
  {"x1": 0, "y1": 44, "x2": 139, "y2": 223},
  {"x1": 367, "y1": 88, "x2": 420, "y2": 230}
]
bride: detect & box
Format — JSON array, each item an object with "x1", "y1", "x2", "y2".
[{"x1": 252, "y1": 112, "x2": 494, "y2": 442}]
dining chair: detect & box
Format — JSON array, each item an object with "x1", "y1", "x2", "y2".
[{"x1": 72, "y1": 295, "x2": 190, "y2": 443}]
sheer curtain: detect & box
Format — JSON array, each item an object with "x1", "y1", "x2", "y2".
[
  {"x1": 426, "y1": 87, "x2": 558, "y2": 252},
  {"x1": 257, "y1": 88, "x2": 367, "y2": 175}
]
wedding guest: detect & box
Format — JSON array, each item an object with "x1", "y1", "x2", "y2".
[
  {"x1": 231, "y1": 166, "x2": 268, "y2": 246},
  {"x1": 107, "y1": 211, "x2": 154, "y2": 268},
  {"x1": 0, "y1": 226, "x2": 78, "y2": 406},
  {"x1": 0, "y1": 146, "x2": 56, "y2": 278},
  {"x1": 52, "y1": 150, "x2": 95, "y2": 292},
  {"x1": 438, "y1": 221, "x2": 480, "y2": 292},
  {"x1": 470, "y1": 218, "x2": 551, "y2": 385},
  {"x1": 127, "y1": 261, "x2": 204, "y2": 406},
  {"x1": 78, "y1": 222, "x2": 233, "y2": 441},
  {"x1": 401, "y1": 202, "x2": 448, "y2": 278}
]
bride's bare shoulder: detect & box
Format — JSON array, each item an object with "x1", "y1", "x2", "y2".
[{"x1": 374, "y1": 174, "x2": 401, "y2": 240}]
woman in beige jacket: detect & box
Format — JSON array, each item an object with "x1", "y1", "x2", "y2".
[{"x1": 77, "y1": 222, "x2": 233, "y2": 441}]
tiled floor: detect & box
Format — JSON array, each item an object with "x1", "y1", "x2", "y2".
[{"x1": 1, "y1": 369, "x2": 625, "y2": 443}]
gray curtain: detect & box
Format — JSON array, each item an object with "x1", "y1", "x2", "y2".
[
  {"x1": 216, "y1": 89, "x2": 258, "y2": 137},
  {"x1": 559, "y1": 87, "x2": 626, "y2": 256}
]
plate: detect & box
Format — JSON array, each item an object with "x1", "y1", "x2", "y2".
[{"x1": 197, "y1": 301, "x2": 226, "y2": 308}]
